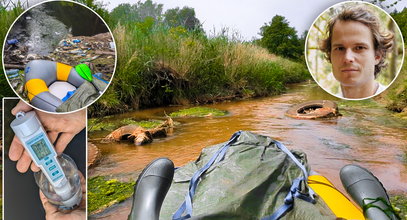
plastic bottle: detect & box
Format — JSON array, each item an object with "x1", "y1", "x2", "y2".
[{"x1": 10, "y1": 111, "x2": 82, "y2": 210}]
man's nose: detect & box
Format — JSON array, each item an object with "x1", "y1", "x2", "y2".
[{"x1": 344, "y1": 49, "x2": 355, "y2": 63}]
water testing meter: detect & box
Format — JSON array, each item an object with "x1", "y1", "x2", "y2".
[{"x1": 10, "y1": 111, "x2": 80, "y2": 208}]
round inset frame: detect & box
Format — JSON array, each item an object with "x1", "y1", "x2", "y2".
[
  {"x1": 305, "y1": 1, "x2": 404, "y2": 100},
  {"x1": 2, "y1": 0, "x2": 117, "y2": 113}
]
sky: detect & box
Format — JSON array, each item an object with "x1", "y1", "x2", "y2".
[{"x1": 103, "y1": 0, "x2": 407, "y2": 41}]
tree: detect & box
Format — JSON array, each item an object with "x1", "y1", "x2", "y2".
[
  {"x1": 110, "y1": 0, "x2": 163, "y2": 26},
  {"x1": 392, "y1": 7, "x2": 407, "y2": 43},
  {"x1": 365, "y1": 0, "x2": 403, "y2": 10},
  {"x1": 137, "y1": 0, "x2": 163, "y2": 21},
  {"x1": 164, "y1": 6, "x2": 202, "y2": 31},
  {"x1": 259, "y1": 15, "x2": 302, "y2": 60}
]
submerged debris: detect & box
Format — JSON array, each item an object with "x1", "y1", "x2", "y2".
[
  {"x1": 101, "y1": 117, "x2": 174, "y2": 145},
  {"x1": 88, "y1": 142, "x2": 102, "y2": 168},
  {"x1": 285, "y1": 100, "x2": 340, "y2": 119}
]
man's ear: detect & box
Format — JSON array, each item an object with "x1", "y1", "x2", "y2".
[{"x1": 374, "y1": 52, "x2": 382, "y2": 65}]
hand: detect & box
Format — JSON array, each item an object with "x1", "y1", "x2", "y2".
[
  {"x1": 9, "y1": 100, "x2": 86, "y2": 172},
  {"x1": 40, "y1": 171, "x2": 86, "y2": 220}
]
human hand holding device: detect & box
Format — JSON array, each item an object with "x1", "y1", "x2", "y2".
[{"x1": 9, "y1": 100, "x2": 86, "y2": 173}]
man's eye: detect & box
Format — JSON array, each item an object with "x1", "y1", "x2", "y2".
[
  {"x1": 334, "y1": 47, "x2": 344, "y2": 51},
  {"x1": 355, "y1": 46, "x2": 366, "y2": 50}
]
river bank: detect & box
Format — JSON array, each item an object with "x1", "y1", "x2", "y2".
[
  {"x1": 379, "y1": 55, "x2": 407, "y2": 119},
  {"x1": 88, "y1": 22, "x2": 310, "y2": 117}
]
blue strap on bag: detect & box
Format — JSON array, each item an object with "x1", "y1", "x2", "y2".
[
  {"x1": 172, "y1": 131, "x2": 242, "y2": 220},
  {"x1": 261, "y1": 141, "x2": 316, "y2": 220}
]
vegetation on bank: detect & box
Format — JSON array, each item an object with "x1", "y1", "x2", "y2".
[
  {"x1": 88, "y1": 118, "x2": 165, "y2": 131},
  {"x1": 384, "y1": 55, "x2": 407, "y2": 117},
  {"x1": 88, "y1": 176, "x2": 135, "y2": 214},
  {"x1": 169, "y1": 107, "x2": 227, "y2": 117},
  {"x1": 384, "y1": 8, "x2": 407, "y2": 118},
  {"x1": 390, "y1": 194, "x2": 407, "y2": 219},
  {"x1": 89, "y1": 23, "x2": 309, "y2": 116}
]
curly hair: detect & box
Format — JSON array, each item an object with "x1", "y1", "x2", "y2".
[{"x1": 320, "y1": 6, "x2": 394, "y2": 78}]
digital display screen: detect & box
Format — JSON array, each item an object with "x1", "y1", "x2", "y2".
[{"x1": 30, "y1": 138, "x2": 51, "y2": 160}]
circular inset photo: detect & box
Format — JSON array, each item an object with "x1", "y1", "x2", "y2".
[
  {"x1": 305, "y1": 1, "x2": 404, "y2": 100},
  {"x1": 2, "y1": 0, "x2": 116, "y2": 113}
]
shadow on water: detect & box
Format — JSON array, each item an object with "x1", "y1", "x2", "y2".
[{"x1": 89, "y1": 82, "x2": 407, "y2": 219}]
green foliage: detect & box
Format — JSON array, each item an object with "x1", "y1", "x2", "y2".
[
  {"x1": 135, "y1": 17, "x2": 156, "y2": 34},
  {"x1": 88, "y1": 176, "x2": 135, "y2": 213},
  {"x1": 88, "y1": 118, "x2": 116, "y2": 131},
  {"x1": 259, "y1": 15, "x2": 303, "y2": 60},
  {"x1": 109, "y1": 0, "x2": 163, "y2": 27},
  {"x1": 392, "y1": 8, "x2": 407, "y2": 43},
  {"x1": 88, "y1": 116, "x2": 165, "y2": 131},
  {"x1": 390, "y1": 194, "x2": 407, "y2": 219},
  {"x1": 169, "y1": 107, "x2": 227, "y2": 117},
  {"x1": 163, "y1": 6, "x2": 203, "y2": 31},
  {"x1": 124, "y1": 119, "x2": 164, "y2": 129}
]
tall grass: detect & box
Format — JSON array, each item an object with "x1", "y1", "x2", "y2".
[{"x1": 91, "y1": 24, "x2": 309, "y2": 116}]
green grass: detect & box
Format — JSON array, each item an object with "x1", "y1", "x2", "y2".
[
  {"x1": 88, "y1": 118, "x2": 116, "y2": 131},
  {"x1": 89, "y1": 23, "x2": 309, "y2": 117},
  {"x1": 88, "y1": 176, "x2": 135, "y2": 214},
  {"x1": 169, "y1": 107, "x2": 227, "y2": 117},
  {"x1": 120, "y1": 118, "x2": 164, "y2": 129},
  {"x1": 88, "y1": 118, "x2": 165, "y2": 131}
]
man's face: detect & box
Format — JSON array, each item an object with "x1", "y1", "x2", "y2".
[{"x1": 330, "y1": 20, "x2": 381, "y2": 87}]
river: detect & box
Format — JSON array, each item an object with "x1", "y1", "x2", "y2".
[{"x1": 89, "y1": 82, "x2": 407, "y2": 219}]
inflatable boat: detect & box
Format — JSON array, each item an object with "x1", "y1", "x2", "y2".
[{"x1": 24, "y1": 60, "x2": 86, "y2": 112}]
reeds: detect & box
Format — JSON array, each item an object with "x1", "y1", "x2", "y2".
[{"x1": 92, "y1": 24, "x2": 309, "y2": 116}]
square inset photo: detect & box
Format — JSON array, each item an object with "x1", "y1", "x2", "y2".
[{"x1": 3, "y1": 98, "x2": 86, "y2": 219}]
